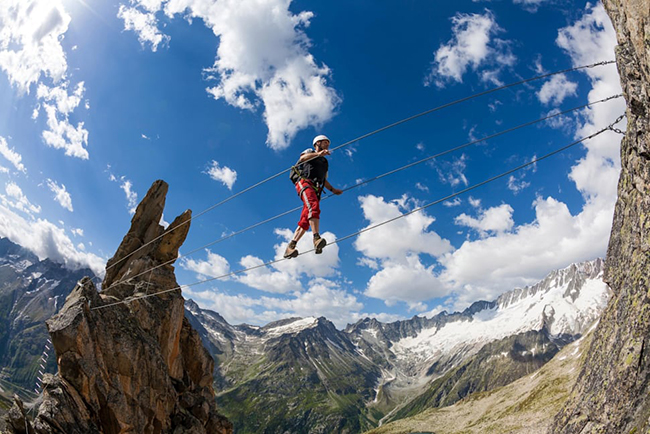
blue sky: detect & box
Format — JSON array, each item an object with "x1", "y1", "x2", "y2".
[{"x1": 0, "y1": 0, "x2": 626, "y2": 327}]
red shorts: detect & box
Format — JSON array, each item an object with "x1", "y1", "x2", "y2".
[{"x1": 295, "y1": 179, "x2": 321, "y2": 230}]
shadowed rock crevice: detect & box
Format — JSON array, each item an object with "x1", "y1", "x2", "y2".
[{"x1": 5, "y1": 180, "x2": 232, "y2": 434}]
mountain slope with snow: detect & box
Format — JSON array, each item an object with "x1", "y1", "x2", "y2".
[{"x1": 187, "y1": 258, "x2": 610, "y2": 432}]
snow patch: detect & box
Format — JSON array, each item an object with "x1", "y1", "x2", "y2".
[{"x1": 266, "y1": 317, "x2": 318, "y2": 336}]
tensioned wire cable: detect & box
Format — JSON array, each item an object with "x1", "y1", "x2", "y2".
[
  {"x1": 97, "y1": 59, "x2": 618, "y2": 279},
  {"x1": 90, "y1": 111, "x2": 626, "y2": 311},
  {"x1": 97, "y1": 93, "x2": 623, "y2": 293}
]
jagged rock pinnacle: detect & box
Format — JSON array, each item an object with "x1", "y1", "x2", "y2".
[
  {"x1": 4, "y1": 180, "x2": 232, "y2": 434},
  {"x1": 102, "y1": 179, "x2": 191, "y2": 293}
]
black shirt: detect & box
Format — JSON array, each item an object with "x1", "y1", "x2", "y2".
[{"x1": 292, "y1": 149, "x2": 329, "y2": 186}]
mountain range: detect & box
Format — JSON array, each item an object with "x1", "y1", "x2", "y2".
[
  {"x1": 0, "y1": 237, "x2": 94, "y2": 409},
  {"x1": 0, "y1": 234, "x2": 612, "y2": 432},
  {"x1": 185, "y1": 257, "x2": 610, "y2": 432}
]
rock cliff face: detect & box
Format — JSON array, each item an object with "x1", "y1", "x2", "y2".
[
  {"x1": 552, "y1": 1, "x2": 650, "y2": 432},
  {"x1": 4, "y1": 180, "x2": 232, "y2": 434}
]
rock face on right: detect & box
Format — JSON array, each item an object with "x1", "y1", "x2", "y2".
[{"x1": 551, "y1": 1, "x2": 650, "y2": 432}]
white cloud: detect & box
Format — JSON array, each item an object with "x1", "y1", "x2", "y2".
[
  {"x1": 118, "y1": 5, "x2": 170, "y2": 52},
  {"x1": 415, "y1": 182, "x2": 429, "y2": 193},
  {"x1": 537, "y1": 74, "x2": 578, "y2": 105},
  {"x1": 206, "y1": 160, "x2": 237, "y2": 190},
  {"x1": 0, "y1": 137, "x2": 26, "y2": 173},
  {"x1": 544, "y1": 108, "x2": 574, "y2": 131},
  {"x1": 272, "y1": 228, "x2": 340, "y2": 278},
  {"x1": 507, "y1": 174, "x2": 531, "y2": 193},
  {"x1": 0, "y1": 166, "x2": 8, "y2": 174},
  {"x1": 2, "y1": 182, "x2": 41, "y2": 215},
  {"x1": 429, "y1": 4, "x2": 624, "y2": 310},
  {"x1": 0, "y1": 201, "x2": 104, "y2": 276},
  {"x1": 557, "y1": 2, "x2": 625, "y2": 202},
  {"x1": 120, "y1": 0, "x2": 340, "y2": 150},
  {"x1": 354, "y1": 195, "x2": 453, "y2": 307},
  {"x1": 365, "y1": 255, "x2": 448, "y2": 307},
  {"x1": 443, "y1": 197, "x2": 462, "y2": 207},
  {"x1": 236, "y1": 254, "x2": 303, "y2": 294},
  {"x1": 181, "y1": 249, "x2": 231, "y2": 279},
  {"x1": 454, "y1": 203, "x2": 514, "y2": 236},
  {"x1": 120, "y1": 178, "x2": 138, "y2": 214},
  {"x1": 426, "y1": 10, "x2": 515, "y2": 87},
  {"x1": 185, "y1": 278, "x2": 362, "y2": 328},
  {"x1": 440, "y1": 195, "x2": 614, "y2": 307},
  {"x1": 262, "y1": 278, "x2": 363, "y2": 328},
  {"x1": 468, "y1": 196, "x2": 482, "y2": 208},
  {"x1": 0, "y1": 1, "x2": 89, "y2": 159},
  {"x1": 354, "y1": 195, "x2": 452, "y2": 261},
  {"x1": 434, "y1": 154, "x2": 469, "y2": 187},
  {"x1": 70, "y1": 228, "x2": 84, "y2": 237},
  {"x1": 0, "y1": 0, "x2": 70, "y2": 93},
  {"x1": 46, "y1": 178, "x2": 73, "y2": 212},
  {"x1": 37, "y1": 83, "x2": 89, "y2": 159},
  {"x1": 513, "y1": 0, "x2": 548, "y2": 12}
]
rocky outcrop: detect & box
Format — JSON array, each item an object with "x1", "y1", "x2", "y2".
[
  {"x1": 551, "y1": 2, "x2": 650, "y2": 433},
  {"x1": 4, "y1": 180, "x2": 232, "y2": 434}
]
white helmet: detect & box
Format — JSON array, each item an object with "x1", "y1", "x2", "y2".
[{"x1": 312, "y1": 134, "x2": 330, "y2": 146}]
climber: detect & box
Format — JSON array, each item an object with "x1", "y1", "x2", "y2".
[{"x1": 284, "y1": 134, "x2": 343, "y2": 259}]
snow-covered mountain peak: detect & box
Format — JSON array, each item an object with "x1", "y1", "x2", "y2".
[
  {"x1": 264, "y1": 317, "x2": 319, "y2": 336},
  {"x1": 496, "y1": 258, "x2": 605, "y2": 310}
]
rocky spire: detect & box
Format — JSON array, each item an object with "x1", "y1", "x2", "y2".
[{"x1": 5, "y1": 180, "x2": 232, "y2": 434}]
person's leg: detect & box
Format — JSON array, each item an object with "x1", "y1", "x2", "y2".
[
  {"x1": 309, "y1": 218, "x2": 320, "y2": 237},
  {"x1": 285, "y1": 182, "x2": 312, "y2": 259}
]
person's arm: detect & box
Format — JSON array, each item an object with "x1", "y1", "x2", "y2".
[
  {"x1": 298, "y1": 149, "x2": 330, "y2": 163},
  {"x1": 324, "y1": 180, "x2": 342, "y2": 195}
]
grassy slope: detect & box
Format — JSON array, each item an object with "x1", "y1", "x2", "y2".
[{"x1": 365, "y1": 328, "x2": 594, "y2": 434}]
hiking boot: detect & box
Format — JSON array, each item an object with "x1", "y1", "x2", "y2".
[
  {"x1": 284, "y1": 241, "x2": 299, "y2": 259},
  {"x1": 314, "y1": 236, "x2": 327, "y2": 254}
]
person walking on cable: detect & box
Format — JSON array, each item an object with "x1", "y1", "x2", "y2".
[{"x1": 284, "y1": 134, "x2": 343, "y2": 259}]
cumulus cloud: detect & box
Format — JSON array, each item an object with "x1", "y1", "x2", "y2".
[
  {"x1": 181, "y1": 249, "x2": 231, "y2": 279},
  {"x1": 236, "y1": 254, "x2": 303, "y2": 294},
  {"x1": 354, "y1": 195, "x2": 452, "y2": 261},
  {"x1": 0, "y1": 137, "x2": 26, "y2": 173},
  {"x1": 37, "y1": 82, "x2": 89, "y2": 159},
  {"x1": 0, "y1": 1, "x2": 90, "y2": 159},
  {"x1": 426, "y1": 10, "x2": 515, "y2": 87},
  {"x1": 185, "y1": 278, "x2": 363, "y2": 328},
  {"x1": 440, "y1": 195, "x2": 615, "y2": 307},
  {"x1": 118, "y1": 5, "x2": 169, "y2": 51},
  {"x1": 0, "y1": 201, "x2": 104, "y2": 275},
  {"x1": 272, "y1": 228, "x2": 340, "y2": 278},
  {"x1": 119, "y1": 0, "x2": 340, "y2": 150},
  {"x1": 206, "y1": 160, "x2": 237, "y2": 190},
  {"x1": 46, "y1": 179, "x2": 73, "y2": 212},
  {"x1": 0, "y1": 0, "x2": 70, "y2": 93},
  {"x1": 365, "y1": 256, "x2": 448, "y2": 309},
  {"x1": 557, "y1": 2, "x2": 625, "y2": 202},
  {"x1": 537, "y1": 74, "x2": 578, "y2": 105},
  {"x1": 425, "y1": 4, "x2": 624, "y2": 311},
  {"x1": 354, "y1": 194, "x2": 453, "y2": 307},
  {"x1": 455, "y1": 203, "x2": 514, "y2": 236},
  {"x1": 2, "y1": 182, "x2": 41, "y2": 215}
]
